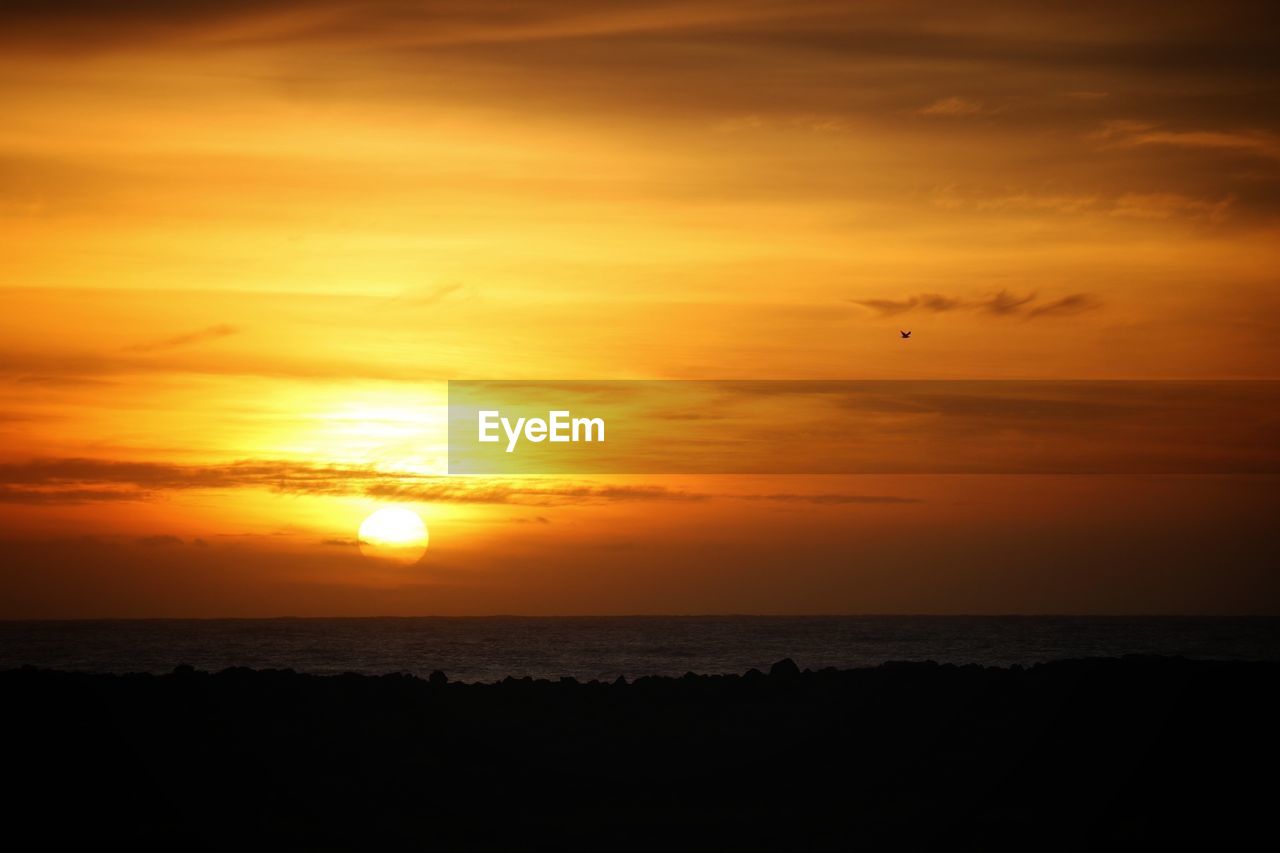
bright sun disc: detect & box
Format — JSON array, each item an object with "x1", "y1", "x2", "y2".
[{"x1": 358, "y1": 507, "x2": 429, "y2": 565}]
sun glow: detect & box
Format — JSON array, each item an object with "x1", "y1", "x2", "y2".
[{"x1": 358, "y1": 507, "x2": 429, "y2": 565}]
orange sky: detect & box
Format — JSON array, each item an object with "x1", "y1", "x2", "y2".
[{"x1": 1, "y1": 1, "x2": 1277, "y2": 616}]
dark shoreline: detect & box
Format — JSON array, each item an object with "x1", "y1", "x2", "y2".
[
  {"x1": 5, "y1": 614, "x2": 1278, "y2": 681},
  {"x1": 5, "y1": 656, "x2": 1277, "y2": 848}
]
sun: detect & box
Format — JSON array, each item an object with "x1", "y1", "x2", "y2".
[{"x1": 358, "y1": 507, "x2": 429, "y2": 565}]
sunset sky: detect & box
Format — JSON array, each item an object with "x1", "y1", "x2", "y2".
[{"x1": 2, "y1": 0, "x2": 1277, "y2": 616}]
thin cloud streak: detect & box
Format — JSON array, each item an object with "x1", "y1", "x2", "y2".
[
  {"x1": 852, "y1": 291, "x2": 1100, "y2": 320},
  {"x1": 0, "y1": 457, "x2": 925, "y2": 507},
  {"x1": 1093, "y1": 121, "x2": 1280, "y2": 161},
  {"x1": 123, "y1": 324, "x2": 240, "y2": 353},
  {"x1": 1027, "y1": 293, "x2": 1101, "y2": 318},
  {"x1": 917, "y1": 97, "x2": 993, "y2": 117}
]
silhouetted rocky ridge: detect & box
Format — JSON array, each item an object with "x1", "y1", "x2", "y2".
[{"x1": 3, "y1": 656, "x2": 1276, "y2": 849}]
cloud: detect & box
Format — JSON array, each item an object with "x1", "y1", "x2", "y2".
[
  {"x1": 0, "y1": 458, "x2": 296, "y2": 490},
  {"x1": 0, "y1": 344, "x2": 439, "y2": 383},
  {"x1": 930, "y1": 187, "x2": 1101, "y2": 215},
  {"x1": 979, "y1": 290, "x2": 1036, "y2": 316},
  {"x1": 715, "y1": 113, "x2": 852, "y2": 133},
  {"x1": 0, "y1": 457, "x2": 714, "y2": 506},
  {"x1": 364, "y1": 481, "x2": 709, "y2": 506},
  {"x1": 850, "y1": 293, "x2": 962, "y2": 315},
  {"x1": 917, "y1": 293, "x2": 963, "y2": 312},
  {"x1": 3, "y1": 1, "x2": 1277, "y2": 243},
  {"x1": 400, "y1": 282, "x2": 468, "y2": 305},
  {"x1": 930, "y1": 184, "x2": 1246, "y2": 223},
  {"x1": 1092, "y1": 120, "x2": 1280, "y2": 160},
  {"x1": 917, "y1": 97, "x2": 990, "y2": 117},
  {"x1": 0, "y1": 486, "x2": 149, "y2": 504},
  {"x1": 737, "y1": 493, "x2": 921, "y2": 505},
  {"x1": 137, "y1": 534, "x2": 183, "y2": 546},
  {"x1": 1026, "y1": 293, "x2": 1102, "y2": 318},
  {"x1": 0, "y1": 456, "x2": 934, "y2": 508},
  {"x1": 0, "y1": 0, "x2": 791, "y2": 53},
  {"x1": 850, "y1": 297, "x2": 917, "y2": 316},
  {"x1": 123, "y1": 324, "x2": 240, "y2": 354},
  {"x1": 1111, "y1": 192, "x2": 1234, "y2": 222},
  {"x1": 853, "y1": 290, "x2": 1099, "y2": 320}
]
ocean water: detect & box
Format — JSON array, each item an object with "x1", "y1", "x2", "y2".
[{"x1": 1, "y1": 616, "x2": 1277, "y2": 683}]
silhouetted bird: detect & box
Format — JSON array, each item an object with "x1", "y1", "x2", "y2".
[{"x1": 900, "y1": 330, "x2": 912, "y2": 339}]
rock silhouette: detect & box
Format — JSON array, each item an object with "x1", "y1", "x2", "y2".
[
  {"x1": 769, "y1": 657, "x2": 802, "y2": 679},
  {"x1": 2, "y1": 656, "x2": 1277, "y2": 849}
]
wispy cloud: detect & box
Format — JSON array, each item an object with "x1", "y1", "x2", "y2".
[
  {"x1": 979, "y1": 290, "x2": 1036, "y2": 316},
  {"x1": 850, "y1": 298, "x2": 918, "y2": 316},
  {"x1": 853, "y1": 291, "x2": 1099, "y2": 321},
  {"x1": 930, "y1": 184, "x2": 1240, "y2": 223},
  {"x1": 0, "y1": 458, "x2": 708, "y2": 506},
  {"x1": 1112, "y1": 192, "x2": 1234, "y2": 222},
  {"x1": 1091, "y1": 120, "x2": 1280, "y2": 160},
  {"x1": 0, "y1": 457, "x2": 925, "y2": 508},
  {"x1": 1026, "y1": 293, "x2": 1102, "y2": 318},
  {"x1": 0, "y1": 0, "x2": 793, "y2": 53},
  {"x1": 123, "y1": 324, "x2": 239, "y2": 354},
  {"x1": 137, "y1": 534, "x2": 183, "y2": 546},
  {"x1": 0, "y1": 345, "x2": 436, "y2": 383},
  {"x1": 849, "y1": 293, "x2": 963, "y2": 316},
  {"x1": 737, "y1": 493, "x2": 921, "y2": 505},
  {"x1": 399, "y1": 282, "x2": 469, "y2": 306},
  {"x1": 0, "y1": 486, "x2": 148, "y2": 504},
  {"x1": 917, "y1": 97, "x2": 992, "y2": 117}
]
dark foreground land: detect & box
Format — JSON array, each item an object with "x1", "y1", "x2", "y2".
[{"x1": 3, "y1": 657, "x2": 1278, "y2": 849}]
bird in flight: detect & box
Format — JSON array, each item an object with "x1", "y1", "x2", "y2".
[{"x1": 900, "y1": 330, "x2": 912, "y2": 339}]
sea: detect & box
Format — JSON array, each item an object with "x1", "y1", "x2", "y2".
[{"x1": 1, "y1": 616, "x2": 1277, "y2": 683}]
